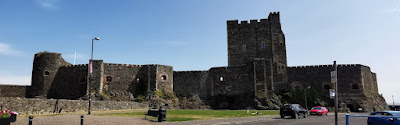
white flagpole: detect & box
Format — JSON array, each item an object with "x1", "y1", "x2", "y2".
[{"x1": 74, "y1": 51, "x2": 77, "y2": 65}]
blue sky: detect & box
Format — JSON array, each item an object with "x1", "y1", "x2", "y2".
[{"x1": 0, "y1": 0, "x2": 399, "y2": 104}]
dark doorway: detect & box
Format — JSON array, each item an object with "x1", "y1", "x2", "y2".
[{"x1": 347, "y1": 104, "x2": 355, "y2": 112}]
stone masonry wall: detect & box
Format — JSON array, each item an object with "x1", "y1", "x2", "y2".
[
  {"x1": 0, "y1": 85, "x2": 27, "y2": 97},
  {"x1": 102, "y1": 63, "x2": 141, "y2": 101},
  {"x1": 26, "y1": 52, "x2": 70, "y2": 98},
  {"x1": 209, "y1": 65, "x2": 253, "y2": 96},
  {"x1": 0, "y1": 97, "x2": 147, "y2": 115},
  {"x1": 285, "y1": 64, "x2": 385, "y2": 111},
  {"x1": 207, "y1": 65, "x2": 255, "y2": 109},
  {"x1": 227, "y1": 12, "x2": 287, "y2": 89},
  {"x1": 156, "y1": 65, "x2": 174, "y2": 93},
  {"x1": 48, "y1": 65, "x2": 88, "y2": 99},
  {"x1": 173, "y1": 71, "x2": 209, "y2": 99}
]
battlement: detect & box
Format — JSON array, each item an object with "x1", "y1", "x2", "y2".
[
  {"x1": 227, "y1": 12, "x2": 280, "y2": 26},
  {"x1": 62, "y1": 64, "x2": 88, "y2": 68},
  {"x1": 174, "y1": 70, "x2": 208, "y2": 74},
  {"x1": 105, "y1": 63, "x2": 140, "y2": 67},
  {"x1": 103, "y1": 63, "x2": 173, "y2": 68},
  {"x1": 287, "y1": 64, "x2": 369, "y2": 69},
  {"x1": 227, "y1": 19, "x2": 269, "y2": 25},
  {"x1": 142, "y1": 64, "x2": 173, "y2": 67}
]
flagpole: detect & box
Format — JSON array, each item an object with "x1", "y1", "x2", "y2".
[{"x1": 74, "y1": 51, "x2": 76, "y2": 65}]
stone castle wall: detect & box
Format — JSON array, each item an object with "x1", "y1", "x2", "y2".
[
  {"x1": 0, "y1": 97, "x2": 147, "y2": 115},
  {"x1": 48, "y1": 64, "x2": 88, "y2": 99},
  {"x1": 26, "y1": 52, "x2": 70, "y2": 98},
  {"x1": 25, "y1": 52, "x2": 174, "y2": 101},
  {"x1": 173, "y1": 71, "x2": 209, "y2": 99},
  {"x1": 173, "y1": 64, "x2": 262, "y2": 109},
  {"x1": 0, "y1": 85, "x2": 27, "y2": 97},
  {"x1": 227, "y1": 12, "x2": 287, "y2": 85},
  {"x1": 155, "y1": 65, "x2": 174, "y2": 93},
  {"x1": 0, "y1": 12, "x2": 386, "y2": 112},
  {"x1": 102, "y1": 63, "x2": 142, "y2": 101},
  {"x1": 285, "y1": 64, "x2": 383, "y2": 111}
]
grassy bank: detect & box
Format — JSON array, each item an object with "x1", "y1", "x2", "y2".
[{"x1": 97, "y1": 109, "x2": 279, "y2": 122}]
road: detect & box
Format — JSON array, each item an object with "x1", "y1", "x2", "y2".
[
  {"x1": 243, "y1": 113, "x2": 368, "y2": 125},
  {"x1": 12, "y1": 113, "x2": 369, "y2": 125}
]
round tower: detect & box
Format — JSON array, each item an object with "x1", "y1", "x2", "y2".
[{"x1": 26, "y1": 51, "x2": 70, "y2": 98}]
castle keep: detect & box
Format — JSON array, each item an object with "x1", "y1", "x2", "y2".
[{"x1": 0, "y1": 12, "x2": 386, "y2": 111}]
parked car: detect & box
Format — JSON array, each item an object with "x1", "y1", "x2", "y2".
[
  {"x1": 310, "y1": 106, "x2": 328, "y2": 116},
  {"x1": 367, "y1": 111, "x2": 400, "y2": 125},
  {"x1": 280, "y1": 104, "x2": 308, "y2": 119}
]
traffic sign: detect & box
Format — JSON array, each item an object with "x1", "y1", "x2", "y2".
[{"x1": 330, "y1": 89, "x2": 335, "y2": 99}]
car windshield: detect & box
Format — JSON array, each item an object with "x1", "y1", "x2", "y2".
[
  {"x1": 312, "y1": 107, "x2": 321, "y2": 110},
  {"x1": 391, "y1": 112, "x2": 400, "y2": 116}
]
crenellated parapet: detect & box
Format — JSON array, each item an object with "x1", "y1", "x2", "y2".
[
  {"x1": 105, "y1": 63, "x2": 140, "y2": 67},
  {"x1": 287, "y1": 64, "x2": 368, "y2": 69},
  {"x1": 174, "y1": 70, "x2": 208, "y2": 74},
  {"x1": 62, "y1": 64, "x2": 88, "y2": 68},
  {"x1": 227, "y1": 12, "x2": 280, "y2": 26}
]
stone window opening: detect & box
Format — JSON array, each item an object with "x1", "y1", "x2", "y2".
[
  {"x1": 106, "y1": 76, "x2": 113, "y2": 82},
  {"x1": 44, "y1": 71, "x2": 50, "y2": 76},
  {"x1": 161, "y1": 75, "x2": 167, "y2": 81},
  {"x1": 261, "y1": 43, "x2": 265, "y2": 48},
  {"x1": 324, "y1": 85, "x2": 332, "y2": 90},
  {"x1": 219, "y1": 76, "x2": 224, "y2": 82},
  {"x1": 352, "y1": 84, "x2": 359, "y2": 89},
  {"x1": 280, "y1": 43, "x2": 283, "y2": 46},
  {"x1": 242, "y1": 44, "x2": 246, "y2": 51}
]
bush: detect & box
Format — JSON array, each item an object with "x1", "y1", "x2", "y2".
[{"x1": 134, "y1": 95, "x2": 146, "y2": 103}]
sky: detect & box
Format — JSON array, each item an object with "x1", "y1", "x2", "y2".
[{"x1": 0, "y1": 0, "x2": 399, "y2": 104}]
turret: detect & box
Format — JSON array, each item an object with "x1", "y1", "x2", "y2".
[{"x1": 26, "y1": 51, "x2": 70, "y2": 98}]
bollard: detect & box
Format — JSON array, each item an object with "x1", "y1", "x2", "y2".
[
  {"x1": 81, "y1": 115, "x2": 84, "y2": 125},
  {"x1": 158, "y1": 108, "x2": 162, "y2": 122},
  {"x1": 29, "y1": 116, "x2": 33, "y2": 125},
  {"x1": 345, "y1": 114, "x2": 350, "y2": 125}
]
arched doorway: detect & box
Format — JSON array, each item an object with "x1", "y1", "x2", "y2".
[{"x1": 347, "y1": 104, "x2": 355, "y2": 112}]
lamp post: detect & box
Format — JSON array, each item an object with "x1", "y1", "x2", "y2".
[
  {"x1": 305, "y1": 86, "x2": 311, "y2": 110},
  {"x1": 88, "y1": 37, "x2": 100, "y2": 115}
]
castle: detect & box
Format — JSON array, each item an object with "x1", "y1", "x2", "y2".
[{"x1": 0, "y1": 12, "x2": 386, "y2": 112}]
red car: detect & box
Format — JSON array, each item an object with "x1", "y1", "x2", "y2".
[{"x1": 310, "y1": 106, "x2": 328, "y2": 116}]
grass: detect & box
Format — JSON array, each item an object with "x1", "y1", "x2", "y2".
[{"x1": 96, "y1": 109, "x2": 279, "y2": 122}]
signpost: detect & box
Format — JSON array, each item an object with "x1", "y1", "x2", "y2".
[{"x1": 331, "y1": 61, "x2": 338, "y2": 125}]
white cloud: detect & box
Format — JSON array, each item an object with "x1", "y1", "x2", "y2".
[
  {"x1": 384, "y1": 8, "x2": 400, "y2": 15},
  {"x1": 36, "y1": 0, "x2": 60, "y2": 10},
  {"x1": 383, "y1": 2, "x2": 400, "y2": 15},
  {"x1": 0, "y1": 42, "x2": 22, "y2": 56}
]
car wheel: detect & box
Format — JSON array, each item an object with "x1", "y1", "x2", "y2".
[
  {"x1": 281, "y1": 115, "x2": 284, "y2": 118},
  {"x1": 325, "y1": 113, "x2": 328, "y2": 116},
  {"x1": 304, "y1": 113, "x2": 308, "y2": 118},
  {"x1": 367, "y1": 122, "x2": 373, "y2": 125}
]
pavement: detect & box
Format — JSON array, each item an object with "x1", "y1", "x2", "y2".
[{"x1": 11, "y1": 112, "x2": 370, "y2": 125}]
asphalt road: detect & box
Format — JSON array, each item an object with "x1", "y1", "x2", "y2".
[
  {"x1": 12, "y1": 113, "x2": 369, "y2": 125},
  {"x1": 243, "y1": 113, "x2": 368, "y2": 125}
]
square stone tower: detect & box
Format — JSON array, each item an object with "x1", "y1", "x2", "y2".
[{"x1": 227, "y1": 12, "x2": 288, "y2": 86}]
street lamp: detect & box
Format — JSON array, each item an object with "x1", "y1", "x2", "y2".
[
  {"x1": 305, "y1": 86, "x2": 311, "y2": 111},
  {"x1": 88, "y1": 37, "x2": 100, "y2": 115}
]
